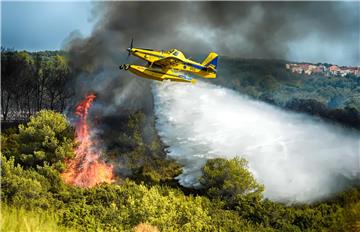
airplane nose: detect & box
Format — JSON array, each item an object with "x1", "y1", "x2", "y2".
[{"x1": 126, "y1": 48, "x2": 131, "y2": 52}]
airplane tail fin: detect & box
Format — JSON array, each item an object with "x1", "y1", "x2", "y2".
[{"x1": 202, "y1": 52, "x2": 219, "y2": 71}]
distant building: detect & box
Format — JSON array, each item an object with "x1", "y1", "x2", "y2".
[
  {"x1": 286, "y1": 63, "x2": 360, "y2": 78},
  {"x1": 329, "y1": 65, "x2": 339, "y2": 75}
]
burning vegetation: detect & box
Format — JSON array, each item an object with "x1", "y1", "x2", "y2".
[{"x1": 61, "y1": 94, "x2": 114, "y2": 187}]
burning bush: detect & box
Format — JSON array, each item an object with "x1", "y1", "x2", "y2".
[{"x1": 61, "y1": 94, "x2": 114, "y2": 187}]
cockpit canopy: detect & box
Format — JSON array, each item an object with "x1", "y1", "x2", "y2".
[{"x1": 168, "y1": 49, "x2": 185, "y2": 59}]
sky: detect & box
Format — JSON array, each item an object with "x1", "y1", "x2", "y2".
[
  {"x1": 1, "y1": 1, "x2": 359, "y2": 66},
  {"x1": 1, "y1": 1, "x2": 94, "y2": 51}
]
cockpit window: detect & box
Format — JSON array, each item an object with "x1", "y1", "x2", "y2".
[{"x1": 173, "y1": 51, "x2": 179, "y2": 56}]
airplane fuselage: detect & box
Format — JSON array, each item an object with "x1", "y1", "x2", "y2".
[
  {"x1": 129, "y1": 48, "x2": 217, "y2": 79},
  {"x1": 126, "y1": 65, "x2": 196, "y2": 84}
]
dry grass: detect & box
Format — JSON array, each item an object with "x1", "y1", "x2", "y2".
[
  {"x1": 133, "y1": 223, "x2": 160, "y2": 232},
  {"x1": 0, "y1": 205, "x2": 75, "y2": 232}
]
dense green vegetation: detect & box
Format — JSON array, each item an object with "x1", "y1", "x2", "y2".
[
  {"x1": 200, "y1": 157, "x2": 264, "y2": 208},
  {"x1": 2, "y1": 111, "x2": 360, "y2": 231},
  {"x1": 2, "y1": 110, "x2": 75, "y2": 172}
]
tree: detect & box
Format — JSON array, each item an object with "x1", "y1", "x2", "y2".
[
  {"x1": 43, "y1": 55, "x2": 71, "y2": 110},
  {"x1": 34, "y1": 52, "x2": 45, "y2": 111},
  {"x1": 1, "y1": 49, "x2": 32, "y2": 120},
  {"x1": 17, "y1": 51, "x2": 37, "y2": 118},
  {"x1": 199, "y1": 157, "x2": 264, "y2": 208},
  {"x1": 14, "y1": 110, "x2": 75, "y2": 171}
]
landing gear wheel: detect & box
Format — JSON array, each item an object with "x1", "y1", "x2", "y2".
[
  {"x1": 124, "y1": 64, "x2": 130, "y2": 70},
  {"x1": 119, "y1": 65, "x2": 124, "y2": 70}
]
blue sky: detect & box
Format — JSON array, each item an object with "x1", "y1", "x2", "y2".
[{"x1": 1, "y1": 1, "x2": 94, "y2": 51}]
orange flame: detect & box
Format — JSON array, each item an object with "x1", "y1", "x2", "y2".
[{"x1": 61, "y1": 94, "x2": 114, "y2": 188}]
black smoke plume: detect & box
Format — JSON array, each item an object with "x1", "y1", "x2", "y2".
[
  {"x1": 67, "y1": 2, "x2": 358, "y2": 70},
  {"x1": 66, "y1": 2, "x2": 358, "y2": 70}
]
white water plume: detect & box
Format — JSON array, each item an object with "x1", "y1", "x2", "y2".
[{"x1": 152, "y1": 81, "x2": 360, "y2": 203}]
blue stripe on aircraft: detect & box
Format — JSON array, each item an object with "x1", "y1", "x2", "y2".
[{"x1": 184, "y1": 62, "x2": 206, "y2": 70}]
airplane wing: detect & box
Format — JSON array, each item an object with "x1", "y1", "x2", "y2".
[{"x1": 153, "y1": 57, "x2": 181, "y2": 68}]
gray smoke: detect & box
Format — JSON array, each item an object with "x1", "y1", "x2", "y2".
[
  {"x1": 66, "y1": 2, "x2": 358, "y2": 67},
  {"x1": 153, "y1": 81, "x2": 360, "y2": 203}
]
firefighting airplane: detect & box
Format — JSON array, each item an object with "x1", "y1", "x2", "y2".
[{"x1": 119, "y1": 39, "x2": 218, "y2": 84}]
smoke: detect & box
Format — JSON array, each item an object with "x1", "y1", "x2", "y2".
[
  {"x1": 153, "y1": 81, "x2": 360, "y2": 203},
  {"x1": 66, "y1": 2, "x2": 358, "y2": 66}
]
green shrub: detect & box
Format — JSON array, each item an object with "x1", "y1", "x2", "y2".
[
  {"x1": 2, "y1": 110, "x2": 75, "y2": 171},
  {"x1": 199, "y1": 157, "x2": 264, "y2": 208}
]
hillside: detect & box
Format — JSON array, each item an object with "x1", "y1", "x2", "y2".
[{"x1": 214, "y1": 57, "x2": 360, "y2": 129}]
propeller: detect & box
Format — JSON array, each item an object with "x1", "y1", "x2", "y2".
[{"x1": 126, "y1": 38, "x2": 134, "y2": 59}]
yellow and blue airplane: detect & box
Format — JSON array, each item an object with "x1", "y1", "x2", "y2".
[{"x1": 119, "y1": 39, "x2": 218, "y2": 84}]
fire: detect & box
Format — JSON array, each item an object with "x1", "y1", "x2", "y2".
[{"x1": 61, "y1": 94, "x2": 114, "y2": 188}]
